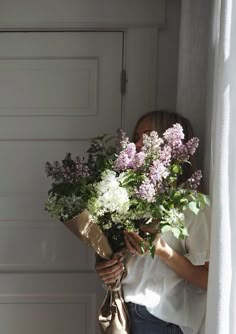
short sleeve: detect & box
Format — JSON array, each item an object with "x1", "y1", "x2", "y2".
[{"x1": 184, "y1": 205, "x2": 211, "y2": 265}]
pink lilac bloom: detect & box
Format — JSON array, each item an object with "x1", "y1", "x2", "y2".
[
  {"x1": 163, "y1": 123, "x2": 184, "y2": 148},
  {"x1": 186, "y1": 170, "x2": 202, "y2": 189},
  {"x1": 186, "y1": 137, "x2": 199, "y2": 155},
  {"x1": 136, "y1": 180, "x2": 156, "y2": 203},
  {"x1": 114, "y1": 143, "x2": 136, "y2": 170},
  {"x1": 149, "y1": 160, "x2": 169, "y2": 184}
]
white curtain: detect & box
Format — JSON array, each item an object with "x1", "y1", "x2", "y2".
[
  {"x1": 177, "y1": 0, "x2": 211, "y2": 186},
  {"x1": 205, "y1": 0, "x2": 236, "y2": 333}
]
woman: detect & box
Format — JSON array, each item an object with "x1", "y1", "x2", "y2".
[{"x1": 96, "y1": 110, "x2": 211, "y2": 334}]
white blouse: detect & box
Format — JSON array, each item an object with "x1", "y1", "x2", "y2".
[{"x1": 122, "y1": 206, "x2": 211, "y2": 334}]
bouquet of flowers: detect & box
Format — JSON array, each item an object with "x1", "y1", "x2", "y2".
[
  {"x1": 45, "y1": 123, "x2": 209, "y2": 257},
  {"x1": 45, "y1": 124, "x2": 209, "y2": 334}
]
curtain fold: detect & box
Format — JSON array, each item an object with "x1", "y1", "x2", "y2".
[{"x1": 205, "y1": 0, "x2": 236, "y2": 333}]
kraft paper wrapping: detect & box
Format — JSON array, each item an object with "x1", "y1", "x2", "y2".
[
  {"x1": 98, "y1": 274, "x2": 130, "y2": 334},
  {"x1": 64, "y1": 209, "x2": 113, "y2": 259},
  {"x1": 64, "y1": 209, "x2": 130, "y2": 333}
]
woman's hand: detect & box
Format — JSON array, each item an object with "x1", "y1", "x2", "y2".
[
  {"x1": 95, "y1": 258, "x2": 125, "y2": 285},
  {"x1": 124, "y1": 224, "x2": 158, "y2": 255},
  {"x1": 124, "y1": 231, "x2": 148, "y2": 255}
]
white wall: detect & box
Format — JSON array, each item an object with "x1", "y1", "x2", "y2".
[
  {"x1": 156, "y1": 0, "x2": 181, "y2": 111},
  {"x1": 126, "y1": 0, "x2": 182, "y2": 135}
]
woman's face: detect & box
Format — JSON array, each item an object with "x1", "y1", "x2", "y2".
[{"x1": 133, "y1": 116, "x2": 153, "y2": 152}]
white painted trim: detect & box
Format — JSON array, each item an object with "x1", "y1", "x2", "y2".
[{"x1": 0, "y1": 0, "x2": 166, "y2": 30}]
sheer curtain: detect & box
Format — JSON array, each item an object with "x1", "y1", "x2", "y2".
[{"x1": 205, "y1": 0, "x2": 236, "y2": 333}]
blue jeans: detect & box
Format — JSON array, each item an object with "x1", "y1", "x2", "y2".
[{"x1": 127, "y1": 302, "x2": 183, "y2": 334}]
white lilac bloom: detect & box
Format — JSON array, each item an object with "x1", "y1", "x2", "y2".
[
  {"x1": 142, "y1": 131, "x2": 163, "y2": 156},
  {"x1": 116, "y1": 128, "x2": 130, "y2": 152},
  {"x1": 88, "y1": 170, "x2": 130, "y2": 217}
]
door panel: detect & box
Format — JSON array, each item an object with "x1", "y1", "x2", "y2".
[
  {"x1": 0, "y1": 32, "x2": 123, "y2": 139},
  {"x1": 0, "y1": 31, "x2": 123, "y2": 333}
]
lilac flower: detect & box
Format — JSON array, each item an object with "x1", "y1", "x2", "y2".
[
  {"x1": 45, "y1": 153, "x2": 90, "y2": 183},
  {"x1": 159, "y1": 145, "x2": 172, "y2": 166},
  {"x1": 163, "y1": 123, "x2": 184, "y2": 147},
  {"x1": 142, "y1": 131, "x2": 163, "y2": 156},
  {"x1": 186, "y1": 170, "x2": 202, "y2": 189},
  {"x1": 136, "y1": 180, "x2": 156, "y2": 203},
  {"x1": 45, "y1": 161, "x2": 63, "y2": 181},
  {"x1": 116, "y1": 128, "x2": 130, "y2": 152},
  {"x1": 88, "y1": 139, "x2": 103, "y2": 153},
  {"x1": 133, "y1": 151, "x2": 146, "y2": 169},
  {"x1": 172, "y1": 144, "x2": 189, "y2": 161},
  {"x1": 114, "y1": 143, "x2": 136, "y2": 170},
  {"x1": 149, "y1": 161, "x2": 169, "y2": 184},
  {"x1": 186, "y1": 137, "x2": 199, "y2": 155}
]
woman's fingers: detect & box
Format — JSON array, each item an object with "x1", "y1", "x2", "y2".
[
  {"x1": 124, "y1": 231, "x2": 147, "y2": 255},
  {"x1": 124, "y1": 234, "x2": 138, "y2": 254},
  {"x1": 95, "y1": 259, "x2": 124, "y2": 284},
  {"x1": 95, "y1": 258, "x2": 118, "y2": 270}
]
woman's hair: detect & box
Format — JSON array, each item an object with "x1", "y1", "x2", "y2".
[
  {"x1": 133, "y1": 110, "x2": 194, "y2": 141},
  {"x1": 133, "y1": 110, "x2": 197, "y2": 182}
]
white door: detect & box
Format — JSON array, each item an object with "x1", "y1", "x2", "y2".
[{"x1": 0, "y1": 31, "x2": 123, "y2": 334}]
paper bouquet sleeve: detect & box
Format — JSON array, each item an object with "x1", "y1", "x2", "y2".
[
  {"x1": 63, "y1": 209, "x2": 130, "y2": 333},
  {"x1": 64, "y1": 209, "x2": 113, "y2": 259}
]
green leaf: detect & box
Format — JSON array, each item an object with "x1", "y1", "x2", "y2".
[
  {"x1": 149, "y1": 244, "x2": 156, "y2": 259},
  {"x1": 188, "y1": 201, "x2": 200, "y2": 215},
  {"x1": 181, "y1": 226, "x2": 189, "y2": 237},
  {"x1": 140, "y1": 241, "x2": 146, "y2": 254},
  {"x1": 161, "y1": 225, "x2": 172, "y2": 234},
  {"x1": 172, "y1": 164, "x2": 182, "y2": 174},
  {"x1": 172, "y1": 227, "x2": 181, "y2": 239},
  {"x1": 201, "y1": 194, "x2": 210, "y2": 206}
]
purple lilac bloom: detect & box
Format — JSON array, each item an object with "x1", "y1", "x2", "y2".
[
  {"x1": 114, "y1": 143, "x2": 136, "y2": 170},
  {"x1": 133, "y1": 151, "x2": 146, "y2": 169},
  {"x1": 89, "y1": 139, "x2": 103, "y2": 153},
  {"x1": 136, "y1": 180, "x2": 156, "y2": 203},
  {"x1": 45, "y1": 154, "x2": 90, "y2": 183},
  {"x1": 186, "y1": 137, "x2": 199, "y2": 155},
  {"x1": 172, "y1": 144, "x2": 189, "y2": 161},
  {"x1": 149, "y1": 160, "x2": 169, "y2": 184},
  {"x1": 163, "y1": 123, "x2": 184, "y2": 148},
  {"x1": 116, "y1": 128, "x2": 129, "y2": 152},
  {"x1": 159, "y1": 145, "x2": 172, "y2": 166},
  {"x1": 45, "y1": 161, "x2": 63, "y2": 181},
  {"x1": 186, "y1": 170, "x2": 202, "y2": 189},
  {"x1": 74, "y1": 157, "x2": 90, "y2": 177}
]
